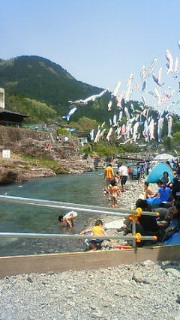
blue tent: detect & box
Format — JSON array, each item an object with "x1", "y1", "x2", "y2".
[
  {"x1": 146, "y1": 162, "x2": 174, "y2": 183},
  {"x1": 164, "y1": 232, "x2": 180, "y2": 245}
]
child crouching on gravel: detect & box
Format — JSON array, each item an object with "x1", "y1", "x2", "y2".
[{"x1": 80, "y1": 219, "x2": 105, "y2": 250}]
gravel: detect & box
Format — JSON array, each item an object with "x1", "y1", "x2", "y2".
[{"x1": 0, "y1": 260, "x2": 180, "y2": 320}]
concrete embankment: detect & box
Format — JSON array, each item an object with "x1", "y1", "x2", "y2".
[{"x1": 0, "y1": 245, "x2": 180, "y2": 278}]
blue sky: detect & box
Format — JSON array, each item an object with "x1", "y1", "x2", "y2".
[{"x1": 1, "y1": 0, "x2": 180, "y2": 113}]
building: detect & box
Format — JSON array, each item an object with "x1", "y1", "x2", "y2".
[
  {"x1": 0, "y1": 109, "x2": 28, "y2": 126},
  {"x1": 0, "y1": 88, "x2": 28, "y2": 126},
  {"x1": 0, "y1": 88, "x2": 5, "y2": 109}
]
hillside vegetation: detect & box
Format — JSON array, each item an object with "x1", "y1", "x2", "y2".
[
  {"x1": 6, "y1": 94, "x2": 58, "y2": 123},
  {"x1": 0, "y1": 56, "x2": 102, "y2": 106},
  {"x1": 0, "y1": 55, "x2": 179, "y2": 155},
  {"x1": 0, "y1": 56, "x2": 118, "y2": 124}
]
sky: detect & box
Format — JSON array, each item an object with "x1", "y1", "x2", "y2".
[{"x1": 1, "y1": 0, "x2": 180, "y2": 114}]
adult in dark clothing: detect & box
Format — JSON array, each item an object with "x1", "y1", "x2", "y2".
[
  {"x1": 172, "y1": 177, "x2": 180, "y2": 201},
  {"x1": 124, "y1": 199, "x2": 160, "y2": 246},
  {"x1": 175, "y1": 166, "x2": 180, "y2": 179},
  {"x1": 162, "y1": 201, "x2": 180, "y2": 243},
  {"x1": 135, "y1": 199, "x2": 159, "y2": 235},
  {"x1": 161, "y1": 171, "x2": 171, "y2": 187}
]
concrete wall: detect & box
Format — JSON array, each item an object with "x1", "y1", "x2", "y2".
[{"x1": 0, "y1": 245, "x2": 179, "y2": 278}]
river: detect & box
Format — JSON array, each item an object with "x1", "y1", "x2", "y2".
[{"x1": 0, "y1": 171, "x2": 110, "y2": 256}]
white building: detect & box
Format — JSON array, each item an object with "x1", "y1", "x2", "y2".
[{"x1": 0, "y1": 88, "x2": 5, "y2": 109}]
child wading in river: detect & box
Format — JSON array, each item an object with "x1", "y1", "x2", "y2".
[
  {"x1": 107, "y1": 179, "x2": 121, "y2": 208},
  {"x1": 58, "y1": 211, "x2": 78, "y2": 228}
]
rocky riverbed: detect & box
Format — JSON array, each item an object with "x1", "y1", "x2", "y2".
[
  {"x1": 0, "y1": 260, "x2": 180, "y2": 320},
  {"x1": 1, "y1": 177, "x2": 179, "y2": 320}
]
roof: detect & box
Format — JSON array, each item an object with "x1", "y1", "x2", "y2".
[
  {"x1": 153, "y1": 153, "x2": 175, "y2": 161},
  {"x1": 0, "y1": 108, "x2": 28, "y2": 124},
  {"x1": 0, "y1": 109, "x2": 28, "y2": 117}
]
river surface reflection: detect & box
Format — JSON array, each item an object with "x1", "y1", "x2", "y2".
[{"x1": 0, "y1": 170, "x2": 108, "y2": 256}]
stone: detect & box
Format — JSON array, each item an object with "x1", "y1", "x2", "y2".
[
  {"x1": 132, "y1": 271, "x2": 144, "y2": 283},
  {"x1": 165, "y1": 268, "x2": 180, "y2": 278}
]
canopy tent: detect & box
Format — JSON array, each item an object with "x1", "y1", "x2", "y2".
[
  {"x1": 164, "y1": 232, "x2": 180, "y2": 245},
  {"x1": 146, "y1": 162, "x2": 174, "y2": 183},
  {"x1": 153, "y1": 153, "x2": 175, "y2": 162}
]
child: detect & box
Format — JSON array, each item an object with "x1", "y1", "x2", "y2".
[
  {"x1": 107, "y1": 179, "x2": 121, "y2": 208},
  {"x1": 128, "y1": 166, "x2": 133, "y2": 180},
  {"x1": 143, "y1": 181, "x2": 155, "y2": 199},
  {"x1": 80, "y1": 219, "x2": 105, "y2": 250},
  {"x1": 114, "y1": 171, "x2": 120, "y2": 184},
  {"x1": 58, "y1": 211, "x2": 78, "y2": 228}
]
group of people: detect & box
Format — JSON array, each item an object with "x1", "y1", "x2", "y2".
[
  {"x1": 58, "y1": 212, "x2": 106, "y2": 251},
  {"x1": 84, "y1": 161, "x2": 180, "y2": 249},
  {"x1": 142, "y1": 170, "x2": 178, "y2": 208},
  {"x1": 58, "y1": 161, "x2": 180, "y2": 250},
  {"x1": 104, "y1": 163, "x2": 129, "y2": 208},
  {"x1": 123, "y1": 166, "x2": 180, "y2": 246},
  {"x1": 104, "y1": 161, "x2": 150, "y2": 207},
  {"x1": 123, "y1": 197, "x2": 180, "y2": 247},
  {"x1": 142, "y1": 177, "x2": 172, "y2": 208}
]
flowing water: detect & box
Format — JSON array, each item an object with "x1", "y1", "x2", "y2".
[{"x1": 0, "y1": 171, "x2": 108, "y2": 256}]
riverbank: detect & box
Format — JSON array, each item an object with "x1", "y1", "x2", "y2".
[
  {"x1": 0, "y1": 126, "x2": 96, "y2": 183},
  {"x1": 0, "y1": 259, "x2": 180, "y2": 320},
  {"x1": 0, "y1": 125, "x2": 153, "y2": 184}
]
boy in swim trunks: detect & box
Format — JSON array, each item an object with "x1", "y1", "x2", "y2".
[{"x1": 107, "y1": 179, "x2": 121, "y2": 208}]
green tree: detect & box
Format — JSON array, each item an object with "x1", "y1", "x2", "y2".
[
  {"x1": 6, "y1": 94, "x2": 58, "y2": 123},
  {"x1": 173, "y1": 132, "x2": 180, "y2": 145},
  {"x1": 71, "y1": 117, "x2": 99, "y2": 134},
  {"x1": 163, "y1": 137, "x2": 174, "y2": 151},
  {"x1": 172, "y1": 116, "x2": 180, "y2": 134}
]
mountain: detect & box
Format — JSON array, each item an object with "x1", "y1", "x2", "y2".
[
  {"x1": 0, "y1": 55, "x2": 104, "y2": 108},
  {"x1": 0, "y1": 55, "x2": 115, "y2": 124}
]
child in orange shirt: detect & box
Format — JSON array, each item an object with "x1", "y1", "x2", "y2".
[{"x1": 80, "y1": 219, "x2": 105, "y2": 250}]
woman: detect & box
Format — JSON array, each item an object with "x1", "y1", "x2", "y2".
[
  {"x1": 161, "y1": 171, "x2": 171, "y2": 187},
  {"x1": 146, "y1": 180, "x2": 172, "y2": 208}
]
